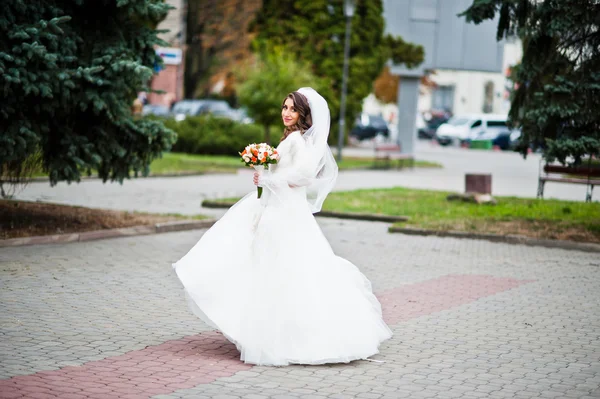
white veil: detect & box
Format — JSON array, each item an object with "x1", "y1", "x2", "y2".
[
  {"x1": 296, "y1": 87, "x2": 339, "y2": 213},
  {"x1": 258, "y1": 87, "x2": 338, "y2": 213}
]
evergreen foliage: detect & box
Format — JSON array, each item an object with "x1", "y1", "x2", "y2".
[
  {"x1": 462, "y1": 0, "x2": 600, "y2": 164},
  {"x1": 250, "y1": 0, "x2": 424, "y2": 142},
  {"x1": 0, "y1": 0, "x2": 177, "y2": 196}
]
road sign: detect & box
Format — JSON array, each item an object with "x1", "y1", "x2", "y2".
[{"x1": 156, "y1": 47, "x2": 183, "y2": 65}]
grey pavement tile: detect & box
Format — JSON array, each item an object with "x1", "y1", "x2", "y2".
[{"x1": 1, "y1": 219, "x2": 599, "y2": 399}]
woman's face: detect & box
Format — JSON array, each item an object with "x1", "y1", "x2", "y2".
[{"x1": 282, "y1": 98, "x2": 300, "y2": 127}]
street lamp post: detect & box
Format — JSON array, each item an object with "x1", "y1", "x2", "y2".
[{"x1": 337, "y1": 0, "x2": 355, "y2": 162}]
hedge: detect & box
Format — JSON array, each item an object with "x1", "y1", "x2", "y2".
[{"x1": 160, "y1": 116, "x2": 269, "y2": 156}]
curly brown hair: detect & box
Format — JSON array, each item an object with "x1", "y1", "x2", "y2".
[{"x1": 281, "y1": 91, "x2": 312, "y2": 141}]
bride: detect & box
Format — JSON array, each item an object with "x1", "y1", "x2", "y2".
[{"x1": 173, "y1": 87, "x2": 392, "y2": 366}]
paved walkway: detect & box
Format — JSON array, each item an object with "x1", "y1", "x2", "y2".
[
  {"x1": 13, "y1": 142, "x2": 593, "y2": 220},
  {"x1": 342, "y1": 141, "x2": 591, "y2": 202},
  {"x1": 1, "y1": 219, "x2": 599, "y2": 398}
]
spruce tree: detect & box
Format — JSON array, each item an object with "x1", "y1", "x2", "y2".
[
  {"x1": 462, "y1": 0, "x2": 600, "y2": 165},
  {"x1": 0, "y1": 0, "x2": 177, "y2": 196},
  {"x1": 250, "y1": 0, "x2": 424, "y2": 143}
]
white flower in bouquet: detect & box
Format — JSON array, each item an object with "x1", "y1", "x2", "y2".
[{"x1": 239, "y1": 143, "x2": 279, "y2": 198}]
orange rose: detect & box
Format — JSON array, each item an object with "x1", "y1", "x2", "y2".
[{"x1": 251, "y1": 156, "x2": 257, "y2": 162}]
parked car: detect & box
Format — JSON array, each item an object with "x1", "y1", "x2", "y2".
[
  {"x1": 509, "y1": 129, "x2": 522, "y2": 150},
  {"x1": 172, "y1": 100, "x2": 208, "y2": 121},
  {"x1": 507, "y1": 129, "x2": 544, "y2": 153},
  {"x1": 416, "y1": 113, "x2": 429, "y2": 139},
  {"x1": 350, "y1": 113, "x2": 390, "y2": 140},
  {"x1": 418, "y1": 113, "x2": 450, "y2": 140},
  {"x1": 172, "y1": 99, "x2": 234, "y2": 121},
  {"x1": 231, "y1": 107, "x2": 254, "y2": 124},
  {"x1": 201, "y1": 99, "x2": 234, "y2": 118},
  {"x1": 436, "y1": 114, "x2": 508, "y2": 145},
  {"x1": 469, "y1": 127, "x2": 517, "y2": 150},
  {"x1": 142, "y1": 104, "x2": 170, "y2": 117}
]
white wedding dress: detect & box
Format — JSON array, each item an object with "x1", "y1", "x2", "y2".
[{"x1": 173, "y1": 91, "x2": 392, "y2": 366}]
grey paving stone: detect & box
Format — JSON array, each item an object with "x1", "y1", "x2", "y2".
[{"x1": 1, "y1": 219, "x2": 599, "y2": 399}]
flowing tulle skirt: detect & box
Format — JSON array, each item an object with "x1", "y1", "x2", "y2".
[{"x1": 173, "y1": 189, "x2": 392, "y2": 366}]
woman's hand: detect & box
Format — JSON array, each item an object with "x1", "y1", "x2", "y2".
[{"x1": 253, "y1": 172, "x2": 260, "y2": 186}]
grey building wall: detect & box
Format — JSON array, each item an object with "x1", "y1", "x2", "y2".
[
  {"x1": 157, "y1": 0, "x2": 185, "y2": 46},
  {"x1": 384, "y1": 0, "x2": 504, "y2": 74}
]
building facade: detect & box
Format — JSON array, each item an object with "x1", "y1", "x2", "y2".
[
  {"x1": 418, "y1": 40, "x2": 523, "y2": 116},
  {"x1": 148, "y1": 0, "x2": 186, "y2": 106}
]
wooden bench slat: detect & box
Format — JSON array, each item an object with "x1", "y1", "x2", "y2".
[
  {"x1": 373, "y1": 143, "x2": 414, "y2": 169},
  {"x1": 544, "y1": 165, "x2": 600, "y2": 177},
  {"x1": 539, "y1": 161, "x2": 598, "y2": 202},
  {"x1": 541, "y1": 177, "x2": 600, "y2": 184},
  {"x1": 375, "y1": 144, "x2": 401, "y2": 151},
  {"x1": 386, "y1": 154, "x2": 414, "y2": 160},
  {"x1": 374, "y1": 151, "x2": 412, "y2": 156}
]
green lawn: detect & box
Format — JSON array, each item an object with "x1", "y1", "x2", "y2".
[
  {"x1": 208, "y1": 186, "x2": 600, "y2": 243},
  {"x1": 149, "y1": 153, "x2": 243, "y2": 175},
  {"x1": 325, "y1": 187, "x2": 600, "y2": 242},
  {"x1": 148, "y1": 152, "x2": 441, "y2": 175},
  {"x1": 334, "y1": 157, "x2": 441, "y2": 170},
  {"x1": 29, "y1": 153, "x2": 441, "y2": 178}
]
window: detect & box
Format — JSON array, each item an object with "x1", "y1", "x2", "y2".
[
  {"x1": 483, "y1": 81, "x2": 494, "y2": 113},
  {"x1": 447, "y1": 117, "x2": 470, "y2": 126},
  {"x1": 487, "y1": 120, "x2": 507, "y2": 127},
  {"x1": 432, "y1": 86, "x2": 454, "y2": 112},
  {"x1": 471, "y1": 120, "x2": 482, "y2": 128}
]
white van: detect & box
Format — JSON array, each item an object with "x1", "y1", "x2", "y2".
[{"x1": 436, "y1": 114, "x2": 508, "y2": 145}]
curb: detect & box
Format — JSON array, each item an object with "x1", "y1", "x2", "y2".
[
  {"x1": 201, "y1": 201, "x2": 410, "y2": 223},
  {"x1": 24, "y1": 171, "x2": 238, "y2": 183},
  {"x1": 319, "y1": 211, "x2": 409, "y2": 223},
  {"x1": 201, "y1": 201, "x2": 239, "y2": 209},
  {"x1": 0, "y1": 219, "x2": 217, "y2": 248},
  {"x1": 389, "y1": 226, "x2": 600, "y2": 253}
]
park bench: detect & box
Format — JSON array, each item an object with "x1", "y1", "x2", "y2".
[
  {"x1": 537, "y1": 162, "x2": 600, "y2": 202},
  {"x1": 373, "y1": 143, "x2": 414, "y2": 169}
]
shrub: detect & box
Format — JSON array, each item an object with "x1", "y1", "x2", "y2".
[{"x1": 164, "y1": 116, "x2": 267, "y2": 156}]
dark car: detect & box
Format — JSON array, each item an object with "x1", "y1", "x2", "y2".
[
  {"x1": 418, "y1": 115, "x2": 450, "y2": 140},
  {"x1": 469, "y1": 127, "x2": 518, "y2": 150},
  {"x1": 350, "y1": 114, "x2": 390, "y2": 140},
  {"x1": 507, "y1": 129, "x2": 544, "y2": 152}
]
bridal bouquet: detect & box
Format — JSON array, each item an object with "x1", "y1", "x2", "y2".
[{"x1": 240, "y1": 143, "x2": 279, "y2": 198}]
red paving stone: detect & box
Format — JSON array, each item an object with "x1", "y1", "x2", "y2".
[
  {"x1": 0, "y1": 274, "x2": 532, "y2": 399},
  {"x1": 0, "y1": 332, "x2": 249, "y2": 399},
  {"x1": 379, "y1": 274, "x2": 532, "y2": 325}
]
